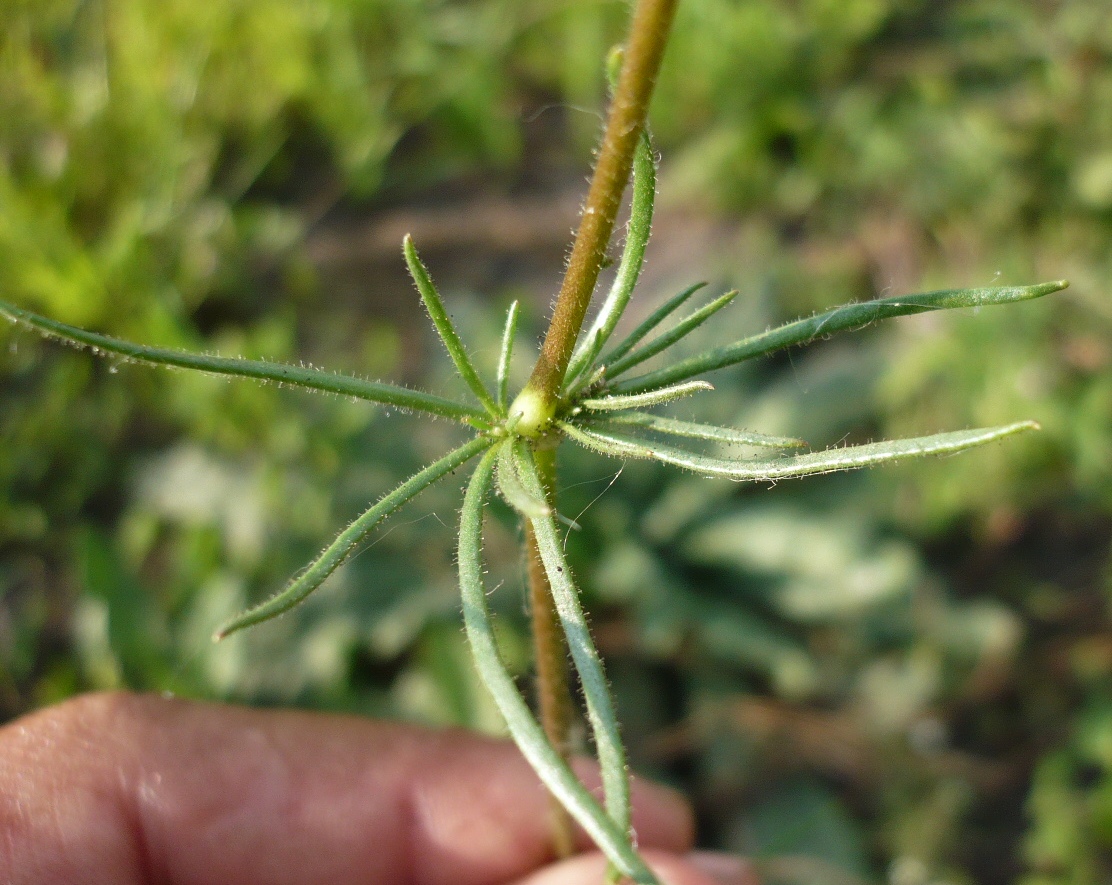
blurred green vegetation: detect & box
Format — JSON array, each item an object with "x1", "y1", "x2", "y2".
[{"x1": 2, "y1": 2, "x2": 1110, "y2": 883}]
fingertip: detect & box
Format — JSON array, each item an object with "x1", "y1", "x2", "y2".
[
  {"x1": 511, "y1": 850, "x2": 758, "y2": 885},
  {"x1": 686, "y1": 851, "x2": 761, "y2": 885},
  {"x1": 629, "y1": 774, "x2": 696, "y2": 852},
  {"x1": 570, "y1": 760, "x2": 695, "y2": 854}
]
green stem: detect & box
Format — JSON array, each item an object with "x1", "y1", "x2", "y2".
[{"x1": 523, "y1": 0, "x2": 678, "y2": 406}]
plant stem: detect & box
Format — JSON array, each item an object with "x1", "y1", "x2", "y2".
[
  {"x1": 524, "y1": 0, "x2": 678, "y2": 406},
  {"x1": 520, "y1": 0, "x2": 677, "y2": 861},
  {"x1": 526, "y1": 446, "x2": 576, "y2": 857}
]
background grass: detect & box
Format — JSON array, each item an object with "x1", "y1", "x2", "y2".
[{"x1": 2, "y1": 2, "x2": 1110, "y2": 883}]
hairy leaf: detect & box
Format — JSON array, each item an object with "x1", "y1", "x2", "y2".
[
  {"x1": 561, "y1": 420, "x2": 1039, "y2": 481},
  {"x1": 613, "y1": 280, "x2": 1069, "y2": 393},
  {"x1": 215, "y1": 435, "x2": 493, "y2": 639},
  {"x1": 605, "y1": 289, "x2": 737, "y2": 379},
  {"x1": 495, "y1": 438, "x2": 550, "y2": 518},
  {"x1": 496, "y1": 300, "x2": 520, "y2": 410},
  {"x1": 579, "y1": 380, "x2": 713, "y2": 412},
  {"x1": 403, "y1": 235, "x2": 498, "y2": 416},
  {"x1": 515, "y1": 443, "x2": 631, "y2": 832},
  {"x1": 600, "y1": 411, "x2": 805, "y2": 448},
  {"x1": 0, "y1": 299, "x2": 489, "y2": 423},
  {"x1": 599, "y1": 281, "x2": 706, "y2": 368},
  {"x1": 565, "y1": 132, "x2": 657, "y2": 385},
  {"x1": 457, "y1": 447, "x2": 657, "y2": 884}
]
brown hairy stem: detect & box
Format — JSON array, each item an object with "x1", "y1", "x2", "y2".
[{"x1": 525, "y1": 0, "x2": 678, "y2": 405}]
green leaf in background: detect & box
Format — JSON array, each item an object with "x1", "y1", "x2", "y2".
[{"x1": 741, "y1": 779, "x2": 870, "y2": 885}]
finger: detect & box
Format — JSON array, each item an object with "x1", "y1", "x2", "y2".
[
  {"x1": 0, "y1": 692, "x2": 693, "y2": 885},
  {"x1": 510, "y1": 850, "x2": 759, "y2": 885}
]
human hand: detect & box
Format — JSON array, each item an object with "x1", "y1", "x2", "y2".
[{"x1": 0, "y1": 692, "x2": 755, "y2": 885}]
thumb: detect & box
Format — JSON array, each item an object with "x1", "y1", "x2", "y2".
[{"x1": 511, "y1": 850, "x2": 758, "y2": 885}]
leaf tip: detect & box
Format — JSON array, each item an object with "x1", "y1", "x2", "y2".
[
  {"x1": 1022, "y1": 279, "x2": 1069, "y2": 300},
  {"x1": 1024, "y1": 279, "x2": 1069, "y2": 299},
  {"x1": 402, "y1": 233, "x2": 422, "y2": 269},
  {"x1": 213, "y1": 616, "x2": 248, "y2": 641}
]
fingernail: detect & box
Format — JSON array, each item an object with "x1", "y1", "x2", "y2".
[{"x1": 686, "y1": 851, "x2": 758, "y2": 885}]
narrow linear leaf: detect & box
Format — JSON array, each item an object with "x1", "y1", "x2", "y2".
[
  {"x1": 214, "y1": 435, "x2": 492, "y2": 639},
  {"x1": 571, "y1": 364, "x2": 607, "y2": 398},
  {"x1": 601, "y1": 411, "x2": 805, "y2": 448},
  {"x1": 403, "y1": 235, "x2": 499, "y2": 416},
  {"x1": 515, "y1": 444, "x2": 632, "y2": 834},
  {"x1": 579, "y1": 380, "x2": 713, "y2": 412},
  {"x1": 496, "y1": 300, "x2": 520, "y2": 410},
  {"x1": 613, "y1": 280, "x2": 1070, "y2": 393},
  {"x1": 600, "y1": 281, "x2": 706, "y2": 366},
  {"x1": 562, "y1": 420, "x2": 1039, "y2": 481},
  {"x1": 560, "y1": 421, "x2": 660, "y2": 460},
  {"x1": 605, "y1": 289, "x2": 737, "y2": 379},
  {"x1": 0, "y1": 300, "x2": 485, "y2": 423},
  {"x1": 565, "y1": 328, "x2": 605, "y2": 393},
  {"x1": 565, "y1": 132, "x2": 657, "y2": 385},
  {"x1": 458, "y1": 449, "x2": 658, "y2": 885},
  {"x1": 495, "y1": 438, "x2": 550, "y2": 519}
]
